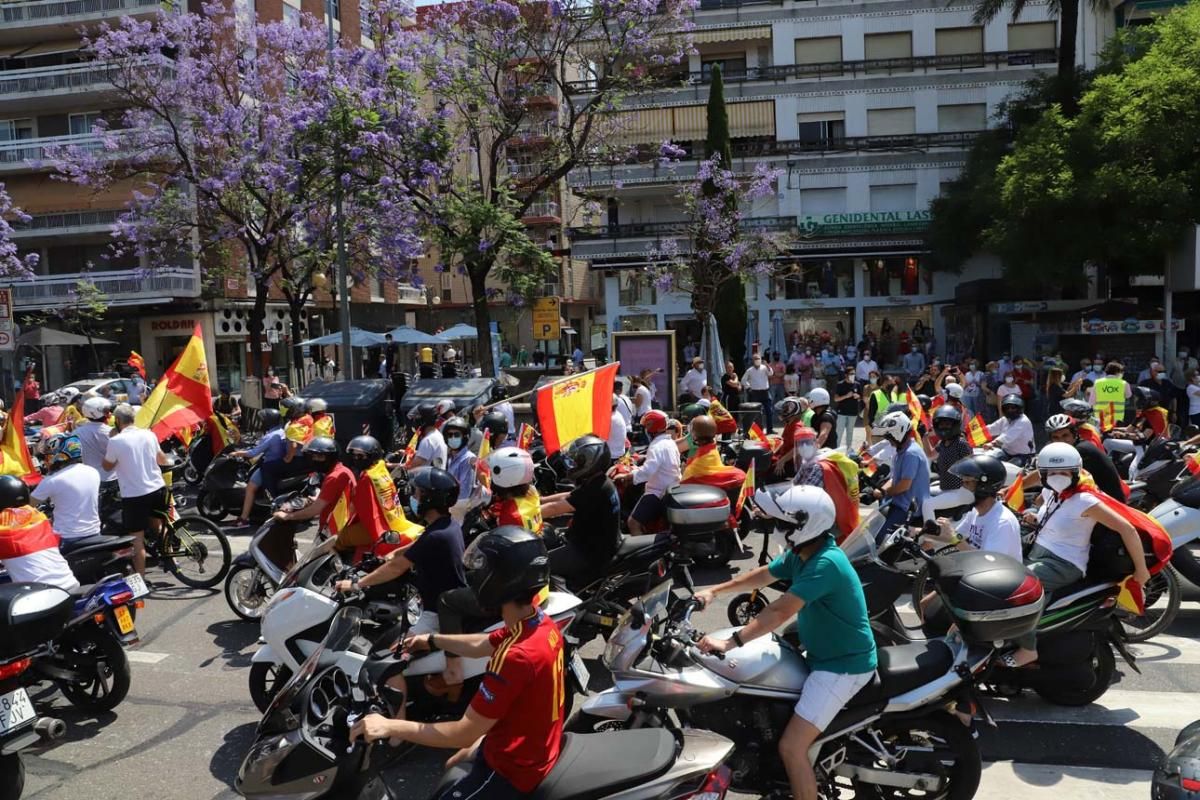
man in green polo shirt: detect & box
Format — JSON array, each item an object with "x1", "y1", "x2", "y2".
[{"x1": 696, "y1": 485, "x2": 876, "y2": 800}]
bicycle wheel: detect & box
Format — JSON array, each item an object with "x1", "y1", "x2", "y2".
[
  {"x1": 162, "y1": 515, "x2": 231, "y2": 588},
  {"x1": 1118, "y1": 565, "x2": 1181, "y2": 643}
]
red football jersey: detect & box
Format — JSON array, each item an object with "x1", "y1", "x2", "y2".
[{"x1": 471, "y1": 611, "x2": 565, "y2": 792}]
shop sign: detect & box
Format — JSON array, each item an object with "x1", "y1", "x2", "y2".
[
  {"x1": 150, "y1": 318, "x2": 197, "y2": 333},
  {"x1": 989, "y1": 300, "x2": 1094, "y2": 314},
  {"x1": 0, "y1": 289, "x2": 11, "y2": 332},
  {"x1": 1079, "y1": 317, "x2": 1185, "y2": 335},
  {"x1": 885, "y1": 296, "x2": 913, "y2": 306},
  {"x1": 799, "y1": 210, "x2": 931, "y2": 238},
  {"x1": 245, "y1": 341, "x2": 274, "y2": 352}
]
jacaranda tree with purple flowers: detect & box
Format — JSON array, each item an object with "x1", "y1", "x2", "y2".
[
  {"x1": 0, "y1": 183, "x2": 38, "y2": 279},
  {"x1": 362, "y1": 0, "x2": 695, "y2": 375},
  {"x1": 51, "y1": 3, "x2": 431, "y2": 377}
]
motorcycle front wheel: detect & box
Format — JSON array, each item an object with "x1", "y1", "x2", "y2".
[
  {"x1": 224, "y1": 564, "x2": 273, "y2": 621},
  {"x1": 58, "y1": 624, "x2": 131, "y2": 713},
  {"x1": 249, "y1": 662, "x2": 292, "y2": 713},
  {"x1": 195, "y1": 491, "x2": 228, "y2": 523},
  {"x1": 727, "y1": 592, "x2": 769, "y2": 626},
  {"x1": 837, "y1": 712, "x2": 981, "y2": 800}
]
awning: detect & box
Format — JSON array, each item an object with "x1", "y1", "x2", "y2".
[
  {"x1": 691, "y1": 25, "x2": 772, "y2": 45},
  {"x1": 17, "y1": 328, "x2": 116, "y2": 347},
  {"x1": 11, "y1": 41, "x2": 83, "y2": 57},
  {"x1": 611, "y1": 100, "x2": 776, "y2": 144},
  {"x1": 728, "y1": 100, "x2": 775, "y2": 137}
]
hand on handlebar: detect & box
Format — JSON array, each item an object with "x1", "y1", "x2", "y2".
[
  {"x1": 696, "y1": 634, "x2": 732, "y2": 656},
  {"x1": 693, "y1": 589, "x2": 716, "y2": 609},
  {"x1": 400, "y1": 633, "x2": 433, "y2": 655}
]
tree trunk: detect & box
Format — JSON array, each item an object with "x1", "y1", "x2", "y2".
[
  {"x1": 469, "y1": 264, "x2": 495, "y2": 377},
  {"x1": 1057, "y1": 0, "x2": 1080, "y2": 113},
  {"x1": 288, "y1": 298, "x2": 307, "y2": 387},
  {"x1": 247, "y1": 290, "x2": 267, "y2": 380},
  {"x1": 86, "y1": 331, "x2": 99, "y2": 374}
]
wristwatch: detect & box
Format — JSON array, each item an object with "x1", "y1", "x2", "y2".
[
  {"x1": 428, "y1": 634, "x2": 440, "y2": 652},
  {"x1": 731, "y1": 630, "x2": 745, "y2": 648}
]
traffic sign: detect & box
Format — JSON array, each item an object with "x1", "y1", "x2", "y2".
[
  {"x1": 0, "y1": 289, "x2": 11, "y2": 333},
  {"x1": 0, "y1": 330, "x2": 14, "y2": 351},
  {"x1": 532, "y1": 297, "x2": 560, "y2": 341}
]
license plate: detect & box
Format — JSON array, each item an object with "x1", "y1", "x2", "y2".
[
  {"x1": 125, "y1": 573, "x2": 149, "y2": 599},
  {"x1": 0, "y1": 688, "x2": 35, "y2": 734},
  {"x1": 568, "y1": 651, "x2": 590, "y2": 692},
  {"x1": 114, "y1": 604, "x2": 134, "y2": 635}
]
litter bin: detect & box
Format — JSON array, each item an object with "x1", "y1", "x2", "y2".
[
  {"x1": 300, "y1": 379, "x2": 394, "y2": 452},
  {"x1": 737, "y1": 402, "x2": 763, "y2": 434}
]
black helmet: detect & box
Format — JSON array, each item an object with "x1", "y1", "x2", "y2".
[
  {"x1": 1135, "y1": 386, "x2": 1160, "y2": 409},
  {"x1": 463, "y1": 525, "x2": 549, "y2": 610},
  {"x1": 679, "y1": 403, "x2": 706, "y2": 424},
  {"x1": 480, "y1": 410, "x2": 509, "y2": 439},
  {"x1": 948, "y1": 454, "x2": 1008, "y2": 502},
  {"x1": 410, "y1": 401, "x2": 438, "y2": 428},
  {"x1": 932, "y1": 405, "x2": 963, "y2": 440},
  {"x1": 1152, "y1": 719, "x2": 1200, "y2": 800},
  {"x1": 1001, "y1": 394, "x2": 1025, "y2": 418},
  {"x1": 409, "y1": 466, "x2": 460, "y2": 516},
  {"x1": 346, "y1": 435, "x2": 383, "y2": 474},
  {"x1": 302, "y1": 436, "x2": 338, "y2": 471},
  {"x1": 562, "y1": 434, "x2": 611, "y2": 482},
  {"x1": 441, "y1": 416, "x2": 471, "y2": 438},
  {"x1": 280, "y1": 396, "x2": 305, "y2": 419},
  {"x1": 0, "y1": 475, "x2": 30, "y2": 511},
  {"x1": 257, "y1": 408, "x2": 282, "y2": 430},
  {"x1": 491, "y1": 384, "x2": 508, "y2": 402},
  {"x1": 1060, "y1": 398, "x2": 1093, "y2": 422},
  {"x1": 916, "y1": 394, "x2": 932, "y2": 411}
]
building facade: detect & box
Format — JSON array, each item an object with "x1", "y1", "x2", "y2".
[{"x1": 568, "y1": 0, "x2": 1116, "y2": 368}]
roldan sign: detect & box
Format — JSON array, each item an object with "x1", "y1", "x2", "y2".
[{"x1": 150, "y1": 319, "x2": 197, "y2": 332}]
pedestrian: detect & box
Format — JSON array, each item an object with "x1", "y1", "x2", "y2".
[
  {"x1": 783, "y1": 365, "x2": 800, "y2": 397},
  {"x1": 855, "y1": 350, "x2": 878, "y2": 386},
  {"x1": 1186, "y1": 370, "x2": 1200, "y2": 427},
  {"x1": 797, "y1": 346, "x2": 814, "y2": 395},
  {"x1": 742, "y1": 353, "x2": 773, "y2": 432},
  {"x1": 721, "y1": 360, "x2": 742, "y2": 409},
  {"x1": 102, "y1": 403, "x2": 169, "y2": 575},
  {"x1": 833, "y1": 366, "x2": 862, "y2": 453},
  {"x1": 383, "y1": 333, "x2": 397, "y2": 376},
  {"x1": 499, "y1": 347, "x2": 513, "y2": 370},
  {"x1": 323, "y1": 357, "x2": 336, "y2": 382},
  {"x1": 902, "y1": 348, "x2": 925, "y2": 385},
  {"x1": 377, "y1": 353, "x2": 389, "y2": 378},
  {"x1": 962, "y1": 359, "x2": 984, "y2": 417},
  {"x1": 517, "y1": 344, "x2": 530, "y2": 366},
  {"x1": 768, "y1": 351, "x2": 786, "y2": 407},
  {"x1": 22, "y1": 367, "x2": 40, "y2": 413},
  {"x1": 681, "y1": 357, "x2": 707, "y2": 401},
  {"x1": 572, "y1": 344, "x2": 584, "y2": 368}
]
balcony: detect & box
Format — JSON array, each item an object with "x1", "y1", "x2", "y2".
[
  {"x1": 0, "y1": 0, "x2": 166, "y2": 45},
  {"x1": 8, "y1": 267, "x2": 200, "y2": 309},
  {"x1": 569, "y1": 215, "x2": 795, "y2": 259},
  {"x1": 565, "y1": 49, "x2": 1057, "y2": 96},
  {"x1": 396, "y1": 284, "x2": 426, "y2": 304},
  {"x1": 0, "y1": 62, "x2": 120, "y2": 114},
  {"x1": 521, "y1": 200, "x2": 560, "y2": 225},
  {"x1": 0, "y1": 131, "x2": 118, "y2": 174},
  {"x1": 8, "y1": 209, "x2": 121, "y2": 241}
]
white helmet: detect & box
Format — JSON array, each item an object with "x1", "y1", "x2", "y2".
[
  {"x1": 1036, "y1": 441, "x2": 1081, "y2": 472},
  {"x1": 83, "y1": 396, "x2": 111, "y2": 421},
  {"x1": 1044, "y1": 414, "x2": 1075, "y2": 434},
  {"x1": 60, "y1": 387, "x2": 81, "y2": 403},
  {"x1": 488, "y1": 446, "x2": 535, "y2": 489},
  {"x1": 806, "y1": 387, "x2": 830, "y2": 408},
  {"x1": 435, "y1": 398, "x2": 456, "y2": 416},
  {"x1": 944, "y1": 383, "x2": 964, "y2": 400},
  {"x1": 307, "y1": 398, "x2": 327, "y2": 414},
  {"x1": 753, "y1": 485, "x2": 836, "y2": 549},
  {"x1": 872, "y1": 410, "x2": 912, "y2": 443}
]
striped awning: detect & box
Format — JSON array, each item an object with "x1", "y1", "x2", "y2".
[
  {"x1": 611, "y1": 100, "x2": 776, "y2": 144},
  {"x1": 691, "y1": 25, "x2": 773, "y2": 45}
]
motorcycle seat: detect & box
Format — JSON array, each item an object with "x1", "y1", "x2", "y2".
[
  {"x1": 531, "y1": 730, "x2": 677, "y2": 800},
  {"x1": 60, "y1": 535, "x2": 134, "y2": 556},
  {"x1": 615, "y1": 533, "x2": 670, "y2": 559},
  {"x1": 1046, "y1": 576, "x2": 1115, "y2": 607},
  {"x1": 850, "y1": 640, "x2": 954, "y2": 706}
]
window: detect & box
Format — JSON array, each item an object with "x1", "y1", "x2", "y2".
[
  {"x1": 798, "y1": 187, "x2": 846, "y2": 215},
  {"x1": 328, "y1": 0, "x2": 340, "y2": 21},
  {"x1": 0, "y1": 118, "x2": 35, "y2": 141},
  {"x1": 372, "y1": 274, "x2": 386, "y2": 301},
  {"x1": 935, "y1": 26, "x2": 984, "y2": 68},
  {"x1": 796, "y1": 112, "x2": 845, "y2": 145},
  {"x1": 618, "y1": 271, "x2": 656, "y2": 306},
  {"x1": 867, "y1": 107, "x2": 915, "y2": 136},
  {"x1": 864, "y1": 32, "x2": 912, "y2": 72},
  {"x1": 794, "y1": 36, "x2": 843, "y2": 75},
  {"x1": 937, "y1": 103, "x2": 987, "y2": 133},
  {"x1": 701, "y1": 56, "x2": 748, "y2": 82},
  {"x1": 68, "y1": 112, "x2": 102, "y2": 137},
  {"x1": 1008, "y1": 21, "x2": 1056, "y2": 51},
  {"x1": 283, "y1": 3, "x2": 301, "y2": 27},
  {"x1": 867, "y1": 257, "x2": 924, "y2": 297},
  {"x1": 869, "y1": 183, "x2": 917, "y2": 212},
  {"x1": 773, "y1": 260, "x2": 855, "y2": 300}
]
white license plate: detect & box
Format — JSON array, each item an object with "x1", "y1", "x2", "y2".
[
  {"x1": 568, "y1": 651, "x2": 590, "y2": 692},
  {"x1": 125, "y1": 573, "x2": 149, "y2": 599},
  {"x1": 0, "y1": 688, "x2": 35, "y2": 734}
]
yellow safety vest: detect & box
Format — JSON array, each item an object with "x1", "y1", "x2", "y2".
[
  {"x1": 870, "y1": 389, "x2": 900, "y2": 423},
  {"x1": 1093, "y1": 376, "x2": 1127, "y2": 422}
]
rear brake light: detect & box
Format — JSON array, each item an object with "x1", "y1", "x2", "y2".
[
  {"x1": 133, "y1": 600, "x2": 145, "y2": 609},
  {"x1": 1183, "y1": 777, "x2": 1200, "y2": 791},
  {"x1": 110, "y1": 591, "x2": 133, "y2": 605},
  {"x1": 114, "y1": 548, "x2": 134, "y2": 559},
  {"x1": 0, "y1": 658, "x2": 31, "y2": 680},
  {"x1": 1006, "y1": 575, "x2": 1043, "y2": 606},
  {"x1": 689, "y1": 765, "x2": 731, "y2": 799}
]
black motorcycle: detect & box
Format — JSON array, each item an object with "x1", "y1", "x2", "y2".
[
  {"x1": 58, "y1": 534, "x2": 136, "y2": 586},
  {"x1": 195, "y1": 448, "x2": 309, "y2": 524}
]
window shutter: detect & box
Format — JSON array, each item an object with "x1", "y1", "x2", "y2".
[
  {"x1": 1007, "y1": 22, "x2": 1056, "y2": 51},
  {"x1": 866, "y1": 107, "x2": 916, "y2": 136},
  {"x1": 937, "y1": 103, "x2": 987, "y2": 132}
]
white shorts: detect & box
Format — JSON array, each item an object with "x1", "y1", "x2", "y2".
[
  {"x1": 794, "y1": 670, "x2": 875, "y2": 732},
  {"x1": 409, "y1": 610, "x2": 439, "y2": 636}
]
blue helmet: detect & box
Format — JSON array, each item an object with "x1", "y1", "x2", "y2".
[{"x1": 46, "y1": 433, "x2": 83, "y2": 472}]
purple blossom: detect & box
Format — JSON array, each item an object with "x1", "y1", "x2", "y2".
[{"x1": 0, "y1": 183, "x2": 39, "y2": 279}]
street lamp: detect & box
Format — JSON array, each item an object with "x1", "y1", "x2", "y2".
[{"x1": 326, "y1": 0, "x2": 352, "y2": 379}]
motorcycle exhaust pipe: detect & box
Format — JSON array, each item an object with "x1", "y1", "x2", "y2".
[{"x1": 35, "y1": 717, "x2": 67, "y2": 741}]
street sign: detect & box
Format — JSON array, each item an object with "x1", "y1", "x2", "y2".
[
  {"x1": 532, "y1": 297, "x2": 561, "y2": 341},
  {"x1": 0, "y1": 289, "x2": 11, "y2": 333},
  {"x1": 0, "y1": 330, "x2": 14, "y2": 351}
]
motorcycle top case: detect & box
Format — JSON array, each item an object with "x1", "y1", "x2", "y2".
[
  {"x1": 0, "y1": 581, "x2": 73, "y2": 659},
  {"x1": 735, "y1": 441, "x2": 773, "y2": 478},
  {"x1": 931, "y1": 550, "x2": 1042, "y2": 645},
  {"x1": 665, "y1": 483, "x2": 730, "y2": 536}
]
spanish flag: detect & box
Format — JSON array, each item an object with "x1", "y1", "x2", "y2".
[
  {"x1": 682, "y1": 442, "x2": 745, "y2": 490},
  {"x1": 1003, "y1": 473, "x2": 1026, "y2": 513},
  {"x1": 1142, "y1": 406, "x2": 1168, "y2": 436},
  {"x1": 403, "y1": 430, "x2": 419, "y2": 467},
  {"x1": 747, "y1": 422, "x2": 767, "y2": 443},
  {"x1": 517, "y1": 423, "x2": 536, "y2": 451},
  {"x1": 857, "y1": 444, "x2": 879, "y2": 477},
  {"x1": 135, "y1": 324, "x2": 214, "y2": 443},
  {"x1": 905, "y1": 388, "x2": 931, "y2": 431},
  {"x1": 1061, "y1": 485, "x2": 1174, "y2": 574},
  {"x1": 734, "y1": 461, "x2": 755, "y2": 518},
  {"x1": 0, "y1": 393, "x2": 40, "y2": 486},
  {"x1": 476, "y1": 435, "x2": 492, "y2": 490},
  {"x1": 127, "y1": 351, "x2": 146, "y2": 380},
  {"x1": 209, "y1": 412, "x2": 239, "y2": 456},
  {"x1": 1098, "y1": 406, "x2": 1117, "y2": 433},
  {"x1": 0, "y1": 507, "x2": 57, "y2": 559},
  {"x1": 708, "y1": 398, "x2": 738, "y2": 436},
  {"x1": 1186, "y1": 451, "x2": 1200, "y2": 476},
  {"x1": 534, "y1": 362, "x2": 619, "y2": 455},
  {"x1": 818, "y1": 451, "x2": 861, "y2": 541},
  {"x1": 1077, "y1": 422, "x2": 1104, "y2": 450},
  {"x1": 965, "y1": 414, "x2": 993, "y2": 447},
  {"x1": 1116, "y1": 576, "x2": 1146, "y2": 615}
]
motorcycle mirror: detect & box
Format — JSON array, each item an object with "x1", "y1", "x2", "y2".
[
  {"x1": 680, "y1": 564, "x2": 695, "y2": 593},
  {"x1": 380, "y1": 531, "x2": 401, "y2": 546}
]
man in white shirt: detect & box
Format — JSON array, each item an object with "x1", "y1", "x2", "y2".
[
  {"x1": 32, "y1": 434, "x2": 101, "y2": 541},
  {"x1": 934, "y1": 454, "x2": 1023, "y2": 561},
  {"x1": 613, "y1": 384, "x2": 634, "y2": 426},
  {"x1": 619, "y1": 410, "x2": 681, "y2": 535},
  {"x1": 633, "y1": 380, "x2": 653, "y2": 417},
  {"x1": 681, "y1": 357, "x2": 707, "y2": 399},
  {"x1": 102, "y1": 403, "x2": 169, "y2": 575},
  {"x1": 408, "y1": 402, "x2": 448, "y2": 469},
  {"x1": 855, "y1": 351, "x2": 879, "y2": 384},
  {"x1": 986, "y1": 396, "x2": 1035, "y2": 463},
  {"x1": 77, "y1": 396, "x2": 115, "y2": 481},
  {"x1": 742, "y1": 353, "x2": 773, "y2": 432},
  {"x1": 607, "y1": 396, "x2": 628, "y2": 459}
]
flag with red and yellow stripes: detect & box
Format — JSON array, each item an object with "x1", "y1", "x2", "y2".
[
  {"x1": 1186, "y1": 451, "x2": 1200, "y2": 477},
  {"x1": 682, "y1": 442, "x2": 745, "y2": 488},
  {"x1": 0, "y1": 393, "x2": 40, "y2": 486},
  {"x1": 534, "y1": 363, "x2": 619, "y2": 455},
  {"x1": 965, "y1": 414, "x2": 993, "y2": 447},
  {"x1": 135, "y1": 324, "x2": 214, "y2": 444},
  {"x1": 0, "y1": 506, "x2": 57, "y2": 558},
  {"x1": 476, "y1": 436, "x2": 492, "y2": 490},
  {"x1": 857, "y1": 444, "x2": 879, "y2": 477},
  {"x1": 1003, "y1": 473, "x2": 1026, "y2": 513},
  {"x1": 127, "y1": 351, "x2": 146, "y2": 380},
  {"x1": 734, "y1": 461, "x2": 755, "y2": 519},
  {"x1": 747, "y1": 422, "x2": 767, "y2": 443},
  {"x1": 516, "y1": 423, "x2": 536, "y2": 451}
]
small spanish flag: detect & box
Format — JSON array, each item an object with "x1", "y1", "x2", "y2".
[
  {"x1": 1098, "y1": 406, "x2": 1117, "y2": 433},
  {"x1": 734, "y1": 461, "x2": 755, "y2": 518},
  {"x1": 476, "y1": 435, "x2": 492, "y2": 490},
  {"x1": 857, "y1": 445, "x2": 878, "y2": 477},
  {"x1": 127, "y1": 351, "x2": 146, "y2": 380},
  {"x1": 1186, "y1": 451, "x2": 1200, "y2": 476},
  {"x1": 402, "y1": 430, "x2": 419, "y2": 467},
  {"x1": 1003, "y1": 473, "x2": 1026, "y2": 513},
  {"x1": 517, "y1": 423, "x2": 536, "y2": 451},
  {"x1": 0, "y1": 393, "x2": 40, "y2": 486},
  {"x1": 1116, "y1": 576, "x2": 1146, "y2": 615},
  {"x1": 748, "y1": 422, "x2": 767, "y2": 443},
  {"x1": 965, "y1": 414, "x2": 993, "y2": 447}
]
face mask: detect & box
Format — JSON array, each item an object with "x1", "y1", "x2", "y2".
[
  {"x1": 752, "y1": 359, "x2": 762, "y2": 366},
  {"x1": 1004, "y1": 376, "x2": 1014, "y2": 384},
  {"x1": 969, "y1": 364, "x2": 977, "y2": 370},
  {"x1": 1093, "y1": 364, "x2": 1103, "y2": 370},
  {"x1": 1046, "y1": 473, "x2": 1073, "y2": 493},
  {"x1": 805, "y1": 349, "x2": 812, "y2": 355},
  {"x1": 796, "y1": 442, "x2": 817, "y2": 463},
  {"x1": 446, "y1": 435, "x2": 463, "y2": 450},
  {"x1": 409, "y1": 497, "x2": 421, "y2": 515}
]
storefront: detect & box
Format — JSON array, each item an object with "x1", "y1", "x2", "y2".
[{"x1": 137, "y1": 312, "x2": 219, "y2": 390}]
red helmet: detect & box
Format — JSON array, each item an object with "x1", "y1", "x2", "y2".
[{"x1": 641, "y1": 409, "x2": 669, "y2": 436}]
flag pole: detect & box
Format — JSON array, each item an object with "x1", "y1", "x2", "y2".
[{"x1": 480, "y1": 361, "x2": 622, "y2": 410}]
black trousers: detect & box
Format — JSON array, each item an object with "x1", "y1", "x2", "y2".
[{"x1": 437, "y1": 586, "x2": 488, "y2": 636}]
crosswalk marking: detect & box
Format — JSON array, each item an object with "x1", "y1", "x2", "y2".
[
  {"x1": 977, "y1": 763, "x2": 1152, "y2": 798},
  {"x1": 1129, "y1": 633, "x2": 1200, "y2": 665},
  {"x1": 990, "y1": 688, "x2": 1197, "y2": 731},
  {"x1": 127, "y1": 650, "x2": 170, "y2": 664}
]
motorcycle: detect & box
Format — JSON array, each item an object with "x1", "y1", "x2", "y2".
[
  {"x1": 57, "y1": 534, "x2": 136, "y2": 586},
  {"x1": 195, "y1": 449, "x2": 310, "y2": 524},
  {"x1": 236, "y1": 605, "x2": 737, "y2": 800},
  {"x1": 573, "y1": 537, "x2": 1038, "y2": 799},
  {"x1": 223, "y1": 476, "x2": 323, "y2": 621},
  {"x1": 0, "y1": 583, "x2": 70, "y2": 800}
]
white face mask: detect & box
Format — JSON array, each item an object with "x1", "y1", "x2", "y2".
[
  {"x1": 1005, "y1": 376, "x2": 1014, "y2": 384},
  {"x1": 446, "y1": 435, "x2": 464, "y2": 450},
  {"x1": 752, "y1": 359, "x2": 762, "y2": 366},
  {"x1": 796, "y1": 442, "x2": 817, "y2": 463},
  {"x1": 1046, "y1": 473, "x2": 1073, "y2": 493}
]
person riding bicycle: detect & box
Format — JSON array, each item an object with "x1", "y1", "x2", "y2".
[
  {"x1": 1042, "y1": 414, "x2": 1126, "y2": 501},
  {"x1": 772, "y1": 397, "x2": 808, "y2": 479},
  {"x1": 409, "y1": 402, "x2": 448, "y2": 469},
  {"x1": 985, "y1": 395, "x2": 1035, "y2": 464},
  {"x1": 618, "y1": 409, "x2": 681, "y2": 536},
  {"x1": 0, "y1": 475, "x2": 79, "y2": 592},
  {"x1": 307, "y1": 398, "x2": 335, "y2": 439},
  {"x1": 870, "y1": 410, "x2": 932, "y2": 536},
  {"x1": 540, "y1": 434, "x2": 623, "y2": 588},
  {"x1": 102, "y1": 403, "x2": 170, "y2": 576},
  {"x1": 334, "y1": 435, "x2": 424, "y2": 558},
  {"x1": 695, "y1": 485, "x2": 876, "y2": 800},
  {"x1": 231, "y1": 407, "x2": 286, "y2": 528},
  {"x1": 77, "y1": 396, "x2": 114, "y2": 481},
  {"x1": 352, "y1": 527, "x2": 562, "y2": 800},
  {"x1": 1005, "y1": 442, "x2": 1150, "y2": 668},
  {"x1": 32, "y1": 433, "x2": 101, "y2": 545}
]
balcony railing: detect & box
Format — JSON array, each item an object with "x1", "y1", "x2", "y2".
[
  {"x1": 565, "y1": 49, "x2": 1057, "y2": 94},
  {"x1": 523, "y1": 200, "x2": 560, "y2": 219},
  {"x1": 0, "y1": 131, "x2": 120, "y2": 171},
  {"x1": 1, "y1": 0, "x2": 163, "y2": 24},
  {"x1": 9, "y1": 209, "x2": 121, "y2": 237},
  {"x1": 570, "y1": 215, "x2": 795, "y2": 241},
  {"x1": 0, "y1": 62, "x2": 116, "y2": 99},
  {"x1": 8, "y1": 267, "x2": 199, "y2": 308}
]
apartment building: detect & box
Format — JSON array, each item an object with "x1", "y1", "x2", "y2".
[
  {"x1": 567, "y1": 0, "x2": 1116, "y2": 366},
  {"x1": 0, "y1": 0, "x2": 423, "y2": 392}
]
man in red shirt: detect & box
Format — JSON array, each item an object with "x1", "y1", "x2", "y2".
[
  {"x1": 350, "y1": 526, "x2": 561, "y2": 799},
  {"x1": 271, "y1": 438, "x2": 354, "y2": 566},
  {"x1": 772, "y1": 398, "x2": 808, "y2": 478}
]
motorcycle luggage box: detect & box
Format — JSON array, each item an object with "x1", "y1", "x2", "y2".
[
  {"x1": 932, "y1": 550, "x2": 1042, "y2": 645},
  {"x1": 0, "y1": 582, "x2": 73, "y2": 659},
  {"x1": 665, "y1": 484, "x2": 730, "y2": 536},
  {"x1": 735, "y1": 441, "x2": 773, "y2": 480}
]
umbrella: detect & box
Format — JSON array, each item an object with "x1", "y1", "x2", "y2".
[
  {"x1": 17, "y1": 327, "x2": 116, "y2": 347},
  {"x1": 386, "y1": 326, "x2": 450, "y2": 346},
  {"x1": 744, "y1": 311, "x2": 757, "y2": 362},
  {"x1": 769, "y1": 310, "x2": 787, "y2": 358},
  {"x1": 699, "y1": 313, "x2": 724, "y2": 388},
  {"x1": 297, "y1": 327, "x2": 387, "y2": 348},
  {"x1": 438, "y1": 323, "x2": 478, "y2": 341}
]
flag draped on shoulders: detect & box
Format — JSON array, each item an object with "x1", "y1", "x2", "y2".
[
  {"x1": 682, "y1": 443, "x2": 745, "y2": 490},
  {"x1": 1062, "y1": 485, "x2": 1173, "y2": 574},
  {"x1": 135, "y1": 324, "x2": 214, "y2": 443},
  {"x1": 1077, "y1": 423, "x2": 1104, "y2": 450},
  {"x1": 534, "y1": 363, "x2": 619, "y2": 455},
  {"x1": 818, "y1": 451, "x2": 860, "y2": 541},
  {"x1": 0, "y1": 393, "x2": 40, "y2": 486},
  {"x1": 0, "y1": 507, "x2": 57, "y2": 558}
]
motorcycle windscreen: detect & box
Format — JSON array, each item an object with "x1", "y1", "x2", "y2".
[
  {"x1": 840, "y1": 511, "x2": 886, "y2": 564},
  {"x1": 259, "y1": 605, "x2": 364, "y2": 729}
]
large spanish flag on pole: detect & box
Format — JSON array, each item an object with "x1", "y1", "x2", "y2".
[
  {"x1": 135, "y1": 324, "x2": 214, "y2": 443},
  {"x1": 534, "y1": 362, "x2": 619, "y2": 455},
  {"x1": 0, "y1": 393, "x2": 41, "y2": 486}
]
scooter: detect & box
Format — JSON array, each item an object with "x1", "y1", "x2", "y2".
[
  {"x1": 57, "y1": 534, "x2": 136, "y2": 586},
  {"x1": 195, "y1": 449, "x2": 310, "y2": 523},
  {"x1": 236, "y1": 605, "x2": 737, "y2": 800}
]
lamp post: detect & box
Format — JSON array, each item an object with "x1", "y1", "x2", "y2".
[{"x1": 327, "y1": 0, "x2": 353, "y2": 379}]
